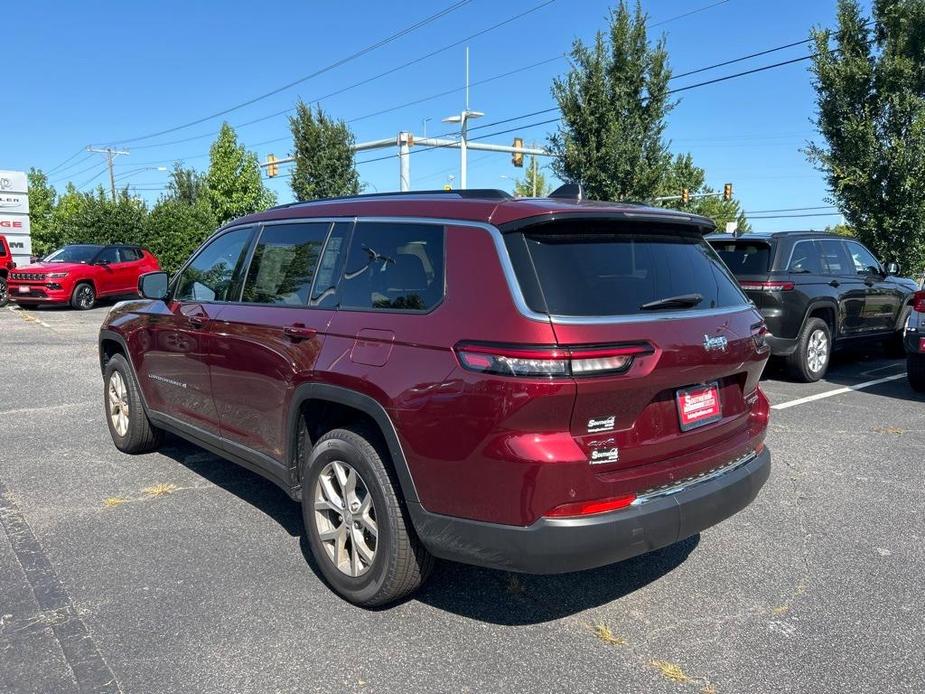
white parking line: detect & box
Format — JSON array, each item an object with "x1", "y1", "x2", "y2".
[{"x1": 771, "y1": 374, "x2": 907, "y2": 410}]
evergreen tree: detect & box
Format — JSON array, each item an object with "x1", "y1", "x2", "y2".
[
  {"x1": 26, "y1": 168, "x2": 58, "y2": 256},
  {"x1": 289, "y1": 101, "x2": 360, "y2": 200},
  {"x1": 657, "y1": 154, "x2": 749, "y2": 232},
  {"x1": 205, "y1": 122, "x2": 276, "y2": 224},
  {"x1": 807, "y1": 0, "x2": 925, "y2": 270},
  {"x1": 166, "y1": 163, "x2": 207, "y2": 205},
  {"x1": 548, "y1": 1, "x2": 673, "y2": 201},
  {"x1": 513, "y1": 156, "x2": 551, "y2": 197}
]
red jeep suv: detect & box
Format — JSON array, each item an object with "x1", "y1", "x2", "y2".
[
  {"x1": 98, "y1": 188, "x2": 771, "y2": 606},
  {"x1": 0, "y1": 234, "x2": 14, "y2": 306},
  {"x1": 9, "y1": 244, "x2": 160, "y2": 309}
]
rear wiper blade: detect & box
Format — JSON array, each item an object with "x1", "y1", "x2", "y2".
[{"x1": 640, "y1": 293, "x2": 703, "y2": 311}]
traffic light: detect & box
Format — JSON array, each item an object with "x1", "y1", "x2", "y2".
[
  {"x1": 512, "y1": 137, "x2": 524, "y2": 167},
  {"x1": 267, "y1": 154, "x2": 279, "y2": 178},
  {"x1": 681, "y1": 188, "x2": 690, "y2": 204},
  {"x1": 443, "y1": 183, "x2": 452, "y2": 191},
  {"x1": 723, "y1": 183, "x2": 733, "y2": 201}
]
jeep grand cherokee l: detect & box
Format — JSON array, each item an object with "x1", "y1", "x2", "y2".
[
  {"x1": 98, "y1": 188, "x2": 771, "y2": 606},
  {"x1": 708, "y1": 231, "x2": 917, "y2": 381},
  {"x1": 9, "y1": 243, "x2": 160, "y2": 310}
]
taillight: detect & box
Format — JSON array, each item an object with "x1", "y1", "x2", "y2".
[
  {"x1": 751, "y1": 321, "x2": 770, "y2": 353},
  {"x1": 913, "y1": 291, "x2": 925, "y2": 313},
  {"x1": 455, "y1": 342, "x2": 654, "y2": 378},
  {"x1": 544, "y1": 494, "x2": 637, "y2": 518},
  {"x1": 739, "y1": 280, "x2": 794, "y2": 292}
]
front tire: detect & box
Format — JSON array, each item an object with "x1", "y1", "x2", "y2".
[
  {"x1": 908, "y1": 354, "x2": 925, "y2": 392},
  {"x1": 71, "y1": 282, "x2": 96, "y2": 310},
  {"x1": 104, "y1": 353, "x2": 163, "y2": 453},
  {"x1": 786, "y1": 317, "x2": 831, "y2": 382},
  {"x1": 301, "y1": 427, "x2": 433, "y2": 607}
]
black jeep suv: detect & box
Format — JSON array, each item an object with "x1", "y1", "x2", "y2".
[{"x1": 708, "y1": 231, "x2": 917, "y2": 381}]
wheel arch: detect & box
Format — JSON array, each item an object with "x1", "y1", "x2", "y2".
[
  {"x1": 289, "y1": 384, "x2": 420, "y2": 506},
  {"x1": 803, "y1": 299, "x2": 838, "y2": 337}
]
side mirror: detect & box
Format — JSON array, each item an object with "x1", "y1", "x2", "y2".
[
  {"x1": 884, "y1": 261, "x2": 900, "y2": 276},
  {"x1": 138, "y1": 271, "x2": 169, "y2": 300}
]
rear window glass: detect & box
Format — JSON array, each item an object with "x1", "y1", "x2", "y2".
[
  {"x1": 710, "y1": 240, "x2": 771, "y2": 275},
  {"x1": 510, "y1": 224, "x2": 748, "y2": 317}
]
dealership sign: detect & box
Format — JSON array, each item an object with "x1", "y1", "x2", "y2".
[{"x1": 0, "y1": 170, "x2": 31, "y2": 266}]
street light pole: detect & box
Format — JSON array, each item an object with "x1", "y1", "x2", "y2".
[{"x1": 442, "y1": 47, "x2": 483, "y2": 189}]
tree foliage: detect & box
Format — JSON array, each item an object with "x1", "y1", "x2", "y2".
[
  {"x1": 54, "y1": 187, "x2": 149, "y2": 247},
  {"x1": 289, "y1": 101, "x2": 360, "y2": 200},
  {"x1": 514, "y1": 156, "x2": 551, "y2": 197},
  {"x1": 143, "y1": 197, "x2": 218, "y2": 275},
  {"x1": 166, "y1": 163, "x2": 207, "y2": 205},
  {"x1": 205, "y1": 122, "x2": 276, "y2": 224},
  {"x1": 807, "y1": 0, "x2": 925, "y2": 270},
  {"x1": 657, "y1": 154, "x2": 749, "y2": 232},
  {"x1": 548, "y1": 1, "x2": 673, "y2": 201},
  {"x1": 26, "y1": 168, "x2": 58, "y2": 256}
]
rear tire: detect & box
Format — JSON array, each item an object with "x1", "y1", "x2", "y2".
[
  {"x1": 786, "y1": 317, "x2": 831, "y2": 382},
  {"x1": 908, "y1": 354, "x2": 925, "y2": 392},
  {"x1": 104, "y1": 353, "x2": 163, "y2": 453},
  {"x1": 887, "y1": 307, "x2": 912, "y2": 357},
  {"x1": 0, "y1": 275, "x2": 8, "y2": 307},
  {"x1": 301, "y1": 426, "x2": 433, "y2": 607},
  {"x1": 71, "y1": 282, "x2": 96, "y2": 310}
]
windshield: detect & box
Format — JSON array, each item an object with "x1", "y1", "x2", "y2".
[
  {"x1": 43, "y1": 246, "x2": 103, "y2": 264},
  {"x1": 506, "y1": 222, "x2": 749, "y2": 317},
  {"x1": 709, "y1": 240, "x2": 771, "y2": 276}
]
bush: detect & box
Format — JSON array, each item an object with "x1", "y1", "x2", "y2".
[{"x1": 143, "y1": 198, "x2": 218, "y2": 275}]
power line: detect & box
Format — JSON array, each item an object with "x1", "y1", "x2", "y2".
[
  {"x1": 745, "y1": 205, "x2": 837, "y2": 214},
  {"x1": 45, "y1": 148, "x2": 89, "y2": 176},
  {"x1": 51, "y1": 158, "x2": 107, "y2": 184},
  {"x1": 748, "y1": 212, "x2": 843, "y2": 219},
  {"x1": 76, "y1": 165, "x2": 109, "y2": 191},
  {"x1": 650, "y1": 0, "x2": 732, "y2": 27},
  {"x1": 110, "y1": 0, "x2": 475, "y2": 145}
]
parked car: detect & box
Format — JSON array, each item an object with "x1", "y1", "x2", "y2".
[
  {"x1": 903, "y1": 290, "x2": 925, "y2": 391},
  {"x1": 99, "y1": 188, "x2": 772, "y2": 606},
  {"x1": 708, "y1": 231, "x2": 917, "y2": 381},
  {"x1": 8, "y1": 244, "x2": 160, "y2": 310},
  {"x1": 0, "y1": 234, "x2": 14, "y2": 307}
]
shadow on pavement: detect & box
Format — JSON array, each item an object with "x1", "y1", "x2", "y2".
[{"x1": 160, "y1": 434, "x2": 698, "y2": 624}]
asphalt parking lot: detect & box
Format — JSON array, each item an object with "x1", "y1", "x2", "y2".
[{"x1": 1, "y1": 302, "x2": 923, "y2": 694}]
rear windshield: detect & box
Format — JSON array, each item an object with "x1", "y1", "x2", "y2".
[
  {"x1": 506, "y1": 223, "x2": 749, "y2": 317},
  {"x1": 709, "y1": 240, "x2": 771, "y2": 276}
]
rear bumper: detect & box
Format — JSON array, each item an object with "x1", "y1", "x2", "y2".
[{"x1": 410, "y1": 446, "x2": 771, "y2": 574}]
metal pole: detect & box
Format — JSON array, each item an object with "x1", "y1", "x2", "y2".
[
  {"x1": 107, "y1": 150, "x2": 117, "y2": 200},
  {"x1": 532, "y1": 144, "x2": 537, "y2": 198},
  {"x1": 87, "y1": 146, "x2": 129, "y2": 200},
  {"x1": 399, "y1": 132, "x2": 411, "y2": 192},
  {"x1": 460, "y1": 113, "x2": 468, "y2": 189}
]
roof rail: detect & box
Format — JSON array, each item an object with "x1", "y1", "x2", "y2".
[{"x1": 263, "y1": 188, "x2": 513, "y2": 212}]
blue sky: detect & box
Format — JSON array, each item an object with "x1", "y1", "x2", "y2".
[{"x1": 2, "y1": 0, "x2": 866, "y2": 231}]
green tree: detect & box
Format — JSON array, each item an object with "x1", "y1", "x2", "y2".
[
  {"x1": 514, "y1": 156, "x2": 551, "y2": 197},
  {"x1": 205, "y1": 122, "x2": 276, "y2": 224},
  {"x1": 807, "y1": 0, "x2": 925, "y2": 271},
  {"x1": 55, "y1": 188, "x2": 148, "y2": 247},
  {"x1": 826, "y1": 223, "x2": 855, "y2": 237},
  {"x1": 166, "y1": 163, "x2": 207, "y2": 205},
  {"x1": 143, "y1": 197, "x2": 218, "y2": 275},
  {"x1": 657, "y1": 154, "x2": 749, "y2": 232},
  {"x1": 548, "y1": 1, "x2": 673, "y2": 201},
  {"x1": 289, "y1": 101, "x2": 360, "y2": 200},
  {"x1": 26, "y1": 168, "x2": 58, "y2": 256}
]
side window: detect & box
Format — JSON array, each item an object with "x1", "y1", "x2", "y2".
[
  {"x1": 310, "y1": 222, "x2": 352, "y2": 309},
  {"x1": 0, "y1": 242, "x2": 6, "y2": 257},
  {"x1": 96, "y1": 247, "x2": 120, "y2": 265},
  {"x1": 338, "y1": 222, "x2": 445, "y2": 312},
  {"x1": 121, "y1": 247, "x2": 142, "y2": 261},
  {"x1": 817, "y1": 240, "x2": 852, "y2": 276},
  {"x1": 174, "y1": 226, "x2": 253, "y2": 303},
  {"x1": 241, "y1": 222, "x2": 330, "y2": 305},
  {"x1": 846, "y1": 241, "x2": 881, "y2": 276},
  {"x1": 788, "y1": 241, "x2": 822, "y2": 274}
]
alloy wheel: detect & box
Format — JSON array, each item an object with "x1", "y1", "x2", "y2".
[
  {"x1": 108, "y1": 371, "x2": 130, "y2": 437},
  {"x1": 77, "y1": 285, "x2": 94, "y2": 309},
  {"x1": 313, "y1": 461, "x2": 378, "y2": 577},
  {"x1": 807, "y1": 329, "x2": 829, "y2": 374}
]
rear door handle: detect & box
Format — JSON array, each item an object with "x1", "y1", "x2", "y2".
[
  {"x1": 284, "y1": 325, "x2": 317, "y2": 340},
  {"x1": 829, "y1": 280, "x2": 840, "y2": 288}
]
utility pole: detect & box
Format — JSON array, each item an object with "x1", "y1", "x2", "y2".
[
  {"x1": 532, "y1": 143, "x2": 538, "y2": 198},
  {"x1": 86, "y1": 146, "x2": 129, "y2": 200},
  {"x1": 441, "y1": 47, "x2": 483, "y2": 189}
]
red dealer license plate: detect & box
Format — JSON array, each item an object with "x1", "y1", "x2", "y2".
[{"x1": 676, "y1": 382, "x2": 722, "y2": 431}]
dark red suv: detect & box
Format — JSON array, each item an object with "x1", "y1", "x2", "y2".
[{"x1": 98, "y1": 188, "x2": 771, "y2": 606}]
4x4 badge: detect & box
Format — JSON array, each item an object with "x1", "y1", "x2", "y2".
[{"x1": 703, "y1": 334, "x2": 728, "y2": 352}]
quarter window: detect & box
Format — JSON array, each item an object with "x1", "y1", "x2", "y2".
[
  {"x1": 174, "y1": 226, "x2": 253, "y2": 302},
  {"x1": 788, "y1": 241, "x2": 822, "y2": 274},
  {"x1": 241, "y1": 223, "x2": 329, "y2": 305},
  {"x1": 96, "y1": 247, "x2": 121, "y2": 264},
  {"x1": 338, "y1": 222, "x2": 445, "y2": 312}
]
